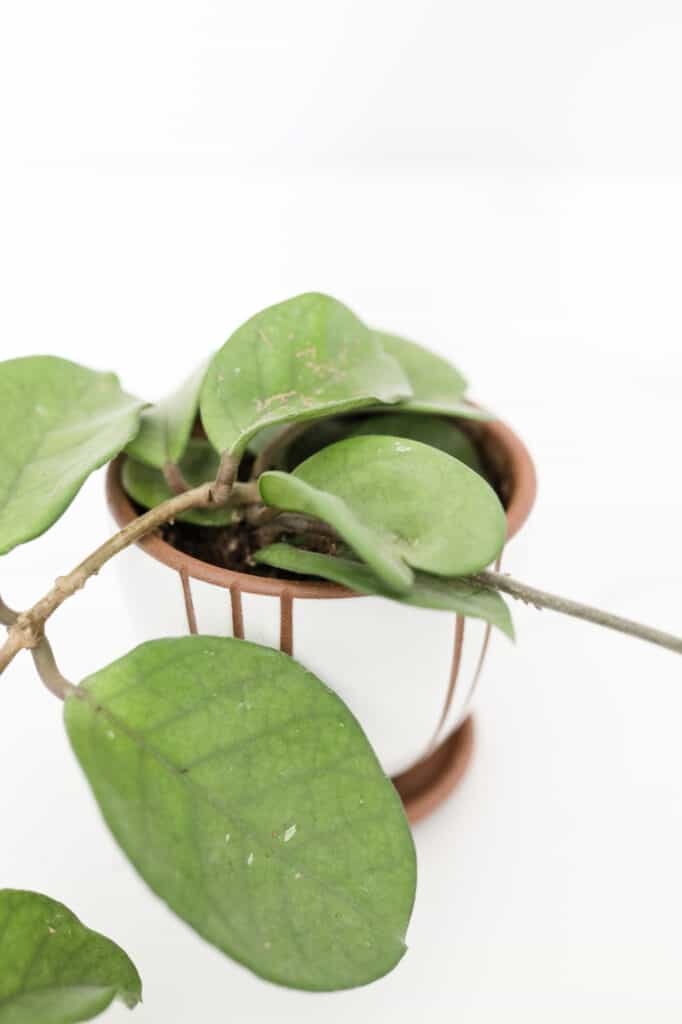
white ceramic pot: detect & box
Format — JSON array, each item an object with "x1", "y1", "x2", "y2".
[{"x1": 106, "y1": 416, "x2": 535, "y2": 821}]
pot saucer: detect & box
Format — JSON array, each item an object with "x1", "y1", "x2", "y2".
[{"x1": 394, "y1": 717, "x2": 474, "y2": 824}]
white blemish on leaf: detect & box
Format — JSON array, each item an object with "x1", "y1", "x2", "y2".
[
  {"x1": 247, "y1": 852, "x2": 254, "y2": 866},
  {"x1": 255, "y1": 390, "x2": 298, "y2": 413},
  {"x1": 283, "y1": 824, "x2": 297, "y2": 843}
]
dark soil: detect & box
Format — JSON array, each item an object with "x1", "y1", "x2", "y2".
[
  {"x1": 159, "y1": 515, "x2": 343, "y2": 579},
  {"x1": 161, "y1": 518, "x2": 270, "y2": 575}
]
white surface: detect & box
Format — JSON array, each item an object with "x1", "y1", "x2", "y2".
[{"x1": 1, "y1": 2, "x2": 682, "y2": 1020}]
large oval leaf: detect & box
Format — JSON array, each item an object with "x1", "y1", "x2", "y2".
[
  {"x1": 0, "y1": 889, "x2": 141, "y2": 1023},
  {"x1": 258, "y1": 472, "x2": 414, "y2": 593},
  {"x1": 374, "y1": 332, "x2": 490, "y2": 420},
  {"x1": 346, "y1": 412, "x2": 484, "y2": 473},
  {"x1": 125, "y1": 359, "x2": 209, "y2": 469},
  {"x1": 64, "y1": 638, "x2": 416, "y2": 992},
  {"x1": 0, "y1": 357, "x2": 144, "y2": 555},
  {"x1": 200, "y1": 294, "x2": 411, "y2": 457},
  {"x1": 261, "y1": 435, "x2": 506, "y2": 577},
  {"x1": 255, "y1": 544, "x2": 514, "y2": 639},
  {"x1": 122, "y1": 439, "x2": 233, "y2": 526}
]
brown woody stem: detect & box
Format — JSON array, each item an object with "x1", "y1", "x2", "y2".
[
  {"x1": 161, "y1": 460, "x2": 258, "y2": 506},
  {"x1": 210, "y1": 453, "x2": 238, "y2": 505},
  {"x1": 0, "y1": 474, "x2": 235, "y2": 678},
  {"x1": 163, "y1": 462, "x2": 191, "y2": 495},
  {"x1": 474, "y1": 570, "x2": 682, "y2": 656},
  {"x1": 0, "y1": 595, "x2": 76, "y2": 699}
]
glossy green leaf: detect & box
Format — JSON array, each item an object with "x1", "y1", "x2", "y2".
[
  {"x1": 64, "y1": 638, "x2": 416, "y2": 992},
  {"x1": 246, "y1": 423, "x2": 286, "y2": 457},
  {"x1": 254, "y1": 544, "x2": 514, "y2": 639},
  {"x1": 283, "y1": 416, "x2": 355, "y2": 469},
  {"x1": 259, "y1": 472, "x2": 414, "y2": 594},
  {"x1": 0, "y1": 357, "x2": 144, "y2": 555},
  {"x1": 0, "y1": 890, "x2": 141, "y2": 1023},
  {"x1": 262, "y1": 435, "x2": 506, "y2": 578},
  {"x1": 125, "y1": 359, "x2": 209, "y2": 469},
  {"x1": 374, "y1": 332, "x2": 490, "y2": 419},
  {"x1": 121, "y1": 440, "x2": 233, "y2": 526},
  {"x1": 200, "y1": 293, "x2": 411, "y2": 457},
  {"x1": 346, "y1": 412, "x2": 485, "y2": 473}
]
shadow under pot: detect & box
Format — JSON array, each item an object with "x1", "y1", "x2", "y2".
[{"x1": 106, "y1": 414, "x2": 536, "y2": 825}]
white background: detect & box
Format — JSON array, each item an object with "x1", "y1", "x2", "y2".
[{"x1": 1, "y1": 2, "x2": 682, "y2": 1021}]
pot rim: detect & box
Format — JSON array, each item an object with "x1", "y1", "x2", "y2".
[{"x1": 106, "y1": 415, "x2": 537, "y2": 600}]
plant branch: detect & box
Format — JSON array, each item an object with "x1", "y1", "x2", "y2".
[
  {"x1": 162, "y1": 461, "x2": 258, "y2": 506},
  {"x1": 211, "y1": 453, "x2": 238, "y2": 505},
  {"x1": 30, "y1": 638, "x2": 77, "y2": 700},
  {"x1": 475, "y1": 570, "x2": 682, "y2": 656},
  {"x1": 0, "y1": 479, "x2": 228, "y2": 676},
  {"x1": 255, "y1": 512, "x2": 339, "y2": 544},
  {"x1": 253, "y1": 517, "x2": 341, "y2": 554},
  {"x1": 232, "y1": 481, "x2": 261, "y2": 505},
  {"x1": 163, "y1": 462, "x2": 191, "y2": 495},
  {"x1": 0, "y1": 595, "x2": 17, "y2": 628},
  {"x1": 0, "y1": 593, "x2": 75, "y2": 698}
]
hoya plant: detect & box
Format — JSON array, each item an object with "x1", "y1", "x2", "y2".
[{"x1": 0, "y1": 293, "x2": 679, "y2": 1020}]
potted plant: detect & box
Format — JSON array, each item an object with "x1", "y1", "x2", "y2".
[{"x1": 0, "y1": 292, "x2": 679, "y2": 1018}]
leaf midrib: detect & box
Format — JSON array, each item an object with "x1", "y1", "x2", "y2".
[{"x1": 73, "y1": 686, "x2": 408, "y2": 942}]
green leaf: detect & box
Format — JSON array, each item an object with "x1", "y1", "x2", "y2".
[
  {"x1": 246, "y1": 423, "x2": 286, "y2": 457},
  {"x1": 254, "y1": 544, "x2": 514, "y2": 639},
  {"x1": 261, "y1": 435, "x2": 506, "y2": 578},
  {"x1": 0, "y1": 889, "x2": 141, "y2": 1023},
  {"x1": 374, "y1": 332, "x2": 490, "y2": 419},
  {"x1": 64, "y1": 638, "x2": 416, "y2": 992},
  {"x1": 0, "y1": 357, "x2": 144, "y2": 555},
  {"x1": 125, "y1": 359, "x2": 209, "y2": 469},
  {"x1": 283, "y1": 416, "x2": 352, "y2": 469},
  {"x1": 121, "y1": 439, "x2": 233, "y2": 526},
  {"x1": 346, "y1": 412, "x2": 485, "y2": 473},
  {"x1": 200, "y1": 293, "x2": 411, "y2": 457},
  {"x1": 259, "y1": 472, "x2": 414, "y2": 594}
]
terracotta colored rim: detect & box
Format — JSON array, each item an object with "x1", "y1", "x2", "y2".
[{"x1": 106, "y1": 414, "x2": 537, "y2": 598}]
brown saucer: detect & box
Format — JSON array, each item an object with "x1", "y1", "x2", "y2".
[{"x1": 394, "y1": 717, "x2": 474, "y2": 825}]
